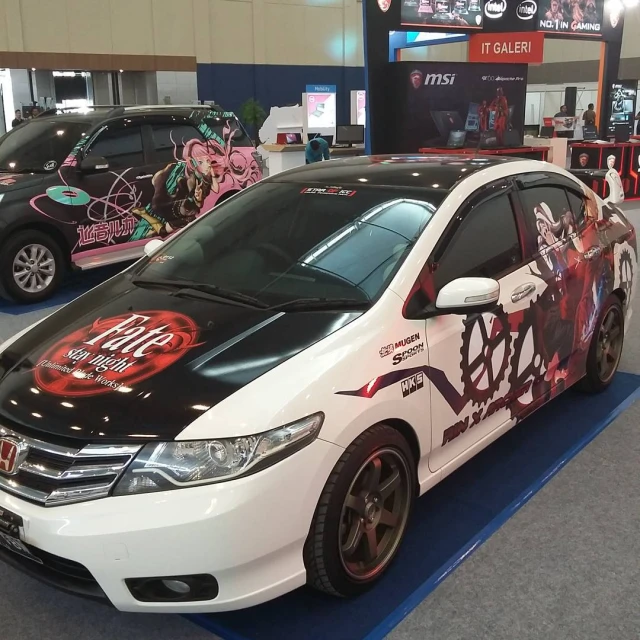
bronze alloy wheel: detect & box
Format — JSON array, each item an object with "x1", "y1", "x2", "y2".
[
  {"x1": 596, "y1": 305, "x2": 624, "y2": 384},
  {"x1": 338, "y1": 447, "x2": 412, "y2": 581}
]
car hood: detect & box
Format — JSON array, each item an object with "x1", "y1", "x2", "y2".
[
  {"x1": 0, "y1": 275, "x2": 362, "y2": 443},
  {"x1": 0, "y1": 172, "x2": 45, "y2": 194}
]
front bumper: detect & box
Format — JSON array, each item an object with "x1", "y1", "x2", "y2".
[{"x1": 0, "y1": 438, "x2": 342, "y2": 613}]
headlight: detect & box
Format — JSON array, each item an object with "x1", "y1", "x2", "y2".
[{"x1": 113, "y1": 412, "x2": 324, "y2": 496}]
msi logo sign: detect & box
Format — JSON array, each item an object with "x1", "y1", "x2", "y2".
[
  {"x1": 0, "y1": 438, "x2": 25, "y2": 476},
  {"x1": 424, "y1": 73, "x2": 456, "y2": 86},
  {"x1": 401, "y1": 372, "x2": 424, "y2": 398}
]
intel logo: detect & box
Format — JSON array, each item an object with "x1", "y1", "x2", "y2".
[
  {"x1": 517, "y1": 0, "x2": 537, "y2": 19},
  {"x1": 484, "y1": 0, "x2": 506, "y2": 18}
]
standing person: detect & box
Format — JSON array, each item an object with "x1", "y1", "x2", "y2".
[
  {"x1": 30, "y1": 106, "x2": 40, "y2": 118},
  {"x1": 555, "y1": 105, "x2": 568, "y2": 117},
  {"x1": 305, "y1": 137, "x2": 330, "y2": 165},
  {"x1": 11, "y1": 109, "x2": 23, "y2": 128},
  {"x1": 583, "y1": 103, "x2": 596, "y2": 126}
]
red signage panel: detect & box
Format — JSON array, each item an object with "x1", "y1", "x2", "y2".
[{"x1": 469, "y1": 31, "x2": 545, "y2": 64}]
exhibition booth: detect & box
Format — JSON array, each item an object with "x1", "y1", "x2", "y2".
[{"x1": 362, "y1": 0, "x2": 627, "y2": 161}]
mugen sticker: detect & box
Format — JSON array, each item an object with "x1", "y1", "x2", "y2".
[{"x1": 33, "y1": 311, "x2": 201, "y2": 396}]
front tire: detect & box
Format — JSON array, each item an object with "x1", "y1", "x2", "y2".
[
  {"x1": 304, "y1": 424, "x2": 416, "y2": 598},
  {"x1": 576, "y1": 294, "x2": 624, "y2": 393},
  {"x1": 0, "y1": 230, "x2": 66, "y2": 304}
]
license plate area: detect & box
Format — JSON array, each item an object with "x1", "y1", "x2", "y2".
[{"x1": 0, "y1": 507, "x2": 42, "y2": 564}]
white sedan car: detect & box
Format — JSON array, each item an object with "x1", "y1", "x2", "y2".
[{"x1": 0, "y1": 156, "x2": 635, "y2": 612}]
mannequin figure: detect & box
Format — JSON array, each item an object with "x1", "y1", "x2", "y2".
[{"x1": 604, "y1": 155, "x2": 624, "y2": 204}]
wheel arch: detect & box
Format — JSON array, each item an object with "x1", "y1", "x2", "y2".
[
  {"x1": 379, "y1": 418, "x2": 421, "y2": 466},
  {"x1": 1, "y1": 221, "x2": 72, "y2": 265}
]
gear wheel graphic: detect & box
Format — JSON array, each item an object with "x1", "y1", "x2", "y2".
[
  {"x1": 618, "y1": 248, "x2": 634, "y2": 303},
  {"x1": 507, "y1": 307, "x2": 548, "y2": 419},
  {"x1": 460, "y1": 307, "x2": 511, "y2": 406}
]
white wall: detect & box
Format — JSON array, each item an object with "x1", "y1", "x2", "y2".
[{"x1": 156, "y1": 72, "x2": 198, "y2": 105}]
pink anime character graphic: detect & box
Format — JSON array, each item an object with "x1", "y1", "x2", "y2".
[{"x1": 130, "y1": 122, "x2": 260, "y2": 240}]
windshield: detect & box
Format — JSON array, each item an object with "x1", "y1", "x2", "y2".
[
  {"x1": 0, "y1": 119, "x2": 89, "y2": 173},
  {"x1": 132, "y1": 181, "x2": 442, "y2": 307}
]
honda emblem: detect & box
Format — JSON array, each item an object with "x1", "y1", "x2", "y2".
[{"x1": 0, "y1": 437, "x2": 26, "y2": 476}]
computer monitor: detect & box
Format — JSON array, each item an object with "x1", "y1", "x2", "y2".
[
  {"x1": 479, "y1": 131, "x2": 498, "y2": 149},
  {"x1": 284, "y1": 133, "x2": 302, "y2": 144},
  {"x1": 307, "y1": 133, "x2": 334, "y2": 147},
  {"x1": 335, "y1": 125, "x2": 364, "y2": 146},
  {"x1": 539, "y1": 126, "x2": 554, "y2": 138},
  {"x1": 431, "y1": 110, "x2": 465, "y2": 139},
  {"x1": 615, "y1": 124, "x2": 630, "y2": 143},
  {"x1": 447, "y1": 130, "x2": 467, "y2": 148},
  {"x1": 583, "y1": 124, "x2": 598, "y2": 141},
  {"x1": 503, "y1": 129, "x2": 521, "y2": 148}
]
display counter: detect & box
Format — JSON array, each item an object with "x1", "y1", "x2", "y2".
[
  {"x1": 570, "y1": 141, "x2": 640, "y2": 199},
  {"x1": 418, "y1": 146, "x2": 549, "y2": 161},
  {"x1": 262, "y1": 144, "x2": 366, "y2": 175},
  {"x1": 523, "y1": 136, "x2": 567, "y2": 167}
]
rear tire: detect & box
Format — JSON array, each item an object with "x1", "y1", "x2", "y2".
[
  {"x1": 575, "y1": 294, "x2": 624, "y2": 394},
  {"x1": 304, "y1": 424, "x2": 416, "y2": 598},
  {"x1": 0, "y1": 230, "x2": 66, "y2": 304}
]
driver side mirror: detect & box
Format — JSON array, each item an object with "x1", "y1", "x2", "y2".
[
  {"x1": 144, "y1": 238, "x2": 164, "y2": 257},
  {"x1": 408, "y1": 277, "x2": 500, "y2": 319},
  {"x1": 79, "y1": 156, "x2": 109, "y2": 174}
]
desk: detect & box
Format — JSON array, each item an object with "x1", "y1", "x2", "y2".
[
  {"x1": 418, "y1": 146, "x2": 549, "y2": 161},
  {"x1": 570, "y1": 141, "x2": 640, "y2": 198},
  {"x1": 261, "y1": 144, "x2": 366, "y2": 175},
  {"x1": 523, "y1": 136, "x2": 567, "y2": 167}
]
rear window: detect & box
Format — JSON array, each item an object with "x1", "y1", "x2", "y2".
[{"x1": 203, "y1": 114, "x2": 252, "y2": 147}]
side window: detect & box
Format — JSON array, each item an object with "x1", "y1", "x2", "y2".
[
  {"x1": 434, "y1": 193, "x2": 521, "y2": 290},
  {"x1": 85, "y1": 121, "x2": 144, "y2": 169},
  {"x1": 518, "y1": 185, "x2": 575, "y2": 257},
  {"x1": 151, "y1": 123, "x2": 206, "y2": 164},
  {"x1": 565, "y1": 189, "x2": 587, "y2": 229}
]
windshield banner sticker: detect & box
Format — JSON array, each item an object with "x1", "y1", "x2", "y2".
[
  {"x1": 33, "y1": 311, "x2": 201, "y2": 396},
  {"x1": 300, "y1": 187, "x2": 357, "y2": 196}
]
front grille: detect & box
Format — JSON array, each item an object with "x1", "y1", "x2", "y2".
[
  {"x1": 0, "y1": 424, "x2": 142, "y2": 507},
  {"x1": 0, "y1": 541, "x2": 107, "y2": 602}
]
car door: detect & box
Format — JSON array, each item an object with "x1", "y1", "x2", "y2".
[
  {"x1": 425, "y1": 180, "x2": 549, "y2": 472},
  {"x1": 513, "y1": 174, "x2": 587, "y2": 393},
  {"x1": 71, "y1": 117, "x2": 157, "y2": 258},
  {"x1": 142, "y1": 117, "x2": 213, "y2": 237}
]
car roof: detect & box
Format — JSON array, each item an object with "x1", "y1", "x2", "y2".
[
  {"x1": 33, "y1": 105, "x2": 235, "y2": 126},
  {"x1": 270, "y1": 155, "x2": 522, "y2": 191}
]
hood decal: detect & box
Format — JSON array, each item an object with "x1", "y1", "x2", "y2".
[{"x1": 33, "y1": 311, "x2": 201, "y2": 397}]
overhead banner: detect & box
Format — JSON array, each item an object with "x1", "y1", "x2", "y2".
[
  {"x1": 483, "y1": 0, "x2": 538, "y2": 31},
  {"x1": 538, "y1": 0, "x2": 604, "y2": 36},
  {"x1": 468, "y1": 31, "x2": 544, "y2": 63},
  {"x1": 391, "y1": 61, "x2": 527, "y2": 153},
  {"x1": 401, "y1": 0, "x2": 484, "y2": 29}
]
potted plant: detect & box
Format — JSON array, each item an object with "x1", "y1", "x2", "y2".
[{"x1": 240, "y1": 98, "x2": 267, "y2": 145}]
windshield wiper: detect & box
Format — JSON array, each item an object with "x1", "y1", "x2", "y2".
[
  {"x1": 268, "y1": 297, "x2": 371, "y2": 312},
  {"x1": 130, "y1": 276, "x2": 269, "y2": 308}
]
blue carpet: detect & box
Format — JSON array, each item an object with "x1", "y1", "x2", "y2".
[
  {"x1": 189, "y1": 372, "x2": 640, "y2": 640},
  {"x1": 0, "y1": 263, "x2": 132, "y2": 316}
]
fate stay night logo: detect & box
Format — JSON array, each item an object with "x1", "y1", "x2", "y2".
[
  {"x1": 401, "y1": 372, "x2": 424, "y2": 398},
  {"x1": 33, "y1": 311, "x2": 201, "y2": 397}
]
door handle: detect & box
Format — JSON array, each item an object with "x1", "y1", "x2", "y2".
[
  {"x1": 511, "y1": 282, "x2": 536, "y2": 303},
  {"x1": 584, "y1": 246, "x2": 602, "y2": 261}
]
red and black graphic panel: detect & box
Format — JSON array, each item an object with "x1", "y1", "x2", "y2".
[{"x1": 34, "y1": 311, "x2": 201, "y2": 397}]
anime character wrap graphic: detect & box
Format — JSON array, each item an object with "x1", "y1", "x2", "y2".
[
  {"x1": 340, "y1": 182, "x2": 637, "y2": 442},
  {"x1": 130, "y1": 122, "x2": 260, "y2": 240}
]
